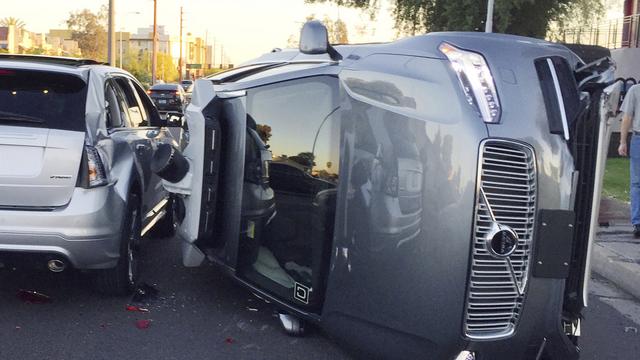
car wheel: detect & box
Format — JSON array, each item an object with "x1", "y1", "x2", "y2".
[{"x1": 94, "y1": 192, "x2": 141, "y2": 295}]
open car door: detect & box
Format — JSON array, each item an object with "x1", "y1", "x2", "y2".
[{"x1": 157, "y1": 79, "x2": 247, "y2": 268}]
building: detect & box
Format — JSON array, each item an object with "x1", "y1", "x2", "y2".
[{"x1": 130, "y1": 25, "x2": 172, "y2": 55}]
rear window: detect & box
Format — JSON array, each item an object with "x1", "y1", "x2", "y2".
[{"x1": 0, "y1": 68, "x2": 88, "y2": 132}]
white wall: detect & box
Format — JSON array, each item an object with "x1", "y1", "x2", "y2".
[{"x1": 612, "y1": 48, "x2": 640, "y2": 80}]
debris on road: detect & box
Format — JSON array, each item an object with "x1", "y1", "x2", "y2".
[
  {"x1": 246, "y1": 307, "x2": 258, "y2": 312},
  {"x1": 135, "y1": 319, "x2": 153, "y2": 329},
  {"x1": 225, "y1": 337, "x2": 235, "y2": 344},
  {"x1": 624, "y1": 326, "x2": 638, "y2": 334},
  {"x1": 126, "y1": 305, "x2": 150, "y2": 313},
  {"x1": 16, "y1": 289, "x2": 51, "y2": 304},
  {"x1": 131, "y1": 283, "x2": 158, "y2": 303}
]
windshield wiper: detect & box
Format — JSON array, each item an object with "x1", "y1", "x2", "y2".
[{"x1": 0, "y1": 111, "x2": 45, "y2": 124}]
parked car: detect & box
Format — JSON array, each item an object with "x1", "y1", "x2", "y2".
[
  {"x1": 147, "y1": 83, "x2": 186, "y2": 113},
  {"x1": 180, "y1": 79, "x2": 193, "y2": 91},
  {"x1": 156, "y1": 22, "x2": 622, "y2": 359},
  {"x1": 0, "y1": 54, "x2": 178, "y2": 294}
]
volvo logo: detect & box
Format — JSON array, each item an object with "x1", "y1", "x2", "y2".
[{"x1": 485, "y1": 222, "x2": 519, "y2": 259}]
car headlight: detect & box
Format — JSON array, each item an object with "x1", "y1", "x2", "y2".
[{"x1": 439, "y1": 42, "x2": 501, "y2": 124}]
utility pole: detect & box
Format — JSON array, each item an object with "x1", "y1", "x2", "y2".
[
  {"x1": 485, "y1": 0, "x2": 495, "y2": 33},
  {"x1": 151, "y1": 0, "x2": 158, "y2": 84},
  {"x1": 212, "y1": 37, "x2": 216, "y2": 69},
  {"x1": 108, "y1": 0, "x2": 115, "y2": 64},
  {"x1": 220, "y1": 44, "x2": 224, "y2": 69},
  {"x1": 179, "y1": 6, "x2": 183, "y2": 82}
]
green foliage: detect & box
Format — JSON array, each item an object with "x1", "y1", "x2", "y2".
[
  {"x1": 24, "y1": 47, "x2": 47, "y2": 55},
  {"x1": 603, "y1": 157, "x2": 630, "y2": 202},
  {"x1": 306, "y1": 0, "x2": 605, "y2": 38},
  {"x1": 547, "y1": 0, "x2": 606, "y2": 41},
  {"x1": 121, "y1": 49, "x2": 178, "y2": 87},
  {"x1": 66, "y1": 6, "x2": 107, "y2": 61}
]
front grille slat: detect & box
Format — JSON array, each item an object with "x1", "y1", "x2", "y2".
[{"x1": 464, "y1": 140, "x2": 536, "y2": 340}]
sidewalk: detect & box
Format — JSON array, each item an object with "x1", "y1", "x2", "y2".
[{"x1": 592, "y1": 197, "x2": 640, "y2": 300}]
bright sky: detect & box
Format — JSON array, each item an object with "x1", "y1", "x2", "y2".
[{"x1": 5, "y1": 0, "x2": 397, "y2": 64}]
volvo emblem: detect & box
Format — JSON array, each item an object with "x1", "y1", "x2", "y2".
[{"x1": 485, "y1": 222, "x2": 519, "y2": 259}]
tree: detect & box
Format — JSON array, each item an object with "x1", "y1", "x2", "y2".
[
  {"x1": 547, "y1": 0, "x2": 606, "y2": 41},
  {"x1": 66, "y1": 6, "x2": 107, "y2": 61},
  {"x1": 305, "y1": 0, "x2": 604, "y2": 39},
  {"x1": 0, "y1": 17, "x2": 26, "y2": 30}
]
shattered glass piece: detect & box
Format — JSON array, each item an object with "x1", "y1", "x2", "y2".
[
  {"x1": 17, "y1": 289, "x2": 51, "y2": 304},
  {"x1": 131, "y1": 283, "x2": 159, "y2": 303}
]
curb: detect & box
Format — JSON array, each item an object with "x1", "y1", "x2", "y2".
[{"x1": 591, "y1": 243, "x2": 640, "y2": 300}]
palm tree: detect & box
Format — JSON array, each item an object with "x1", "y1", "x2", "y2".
[{"x1": 0, "y1": 17, "x2": 26, "y2": 30}]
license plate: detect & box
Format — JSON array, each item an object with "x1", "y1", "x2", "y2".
[{"x1": 158, "y1": 100, "x2": 167, "y2": 104}]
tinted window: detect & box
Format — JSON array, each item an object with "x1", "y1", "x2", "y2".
[
  {"x1": 241, "y1": 76, "x2": 340, "y2": 308},
  {"x1": 0, "y1": 68, "x2": 87, "y2": 132}
]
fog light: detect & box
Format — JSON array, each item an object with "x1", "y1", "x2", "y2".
[{"x1": 454, "y1": 351, "x2": 475, "y2": 360}]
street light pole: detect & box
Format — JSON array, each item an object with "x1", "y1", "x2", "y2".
[
  {"x1": 179, "y1": 6, "x2": 183, "y2": 82},
  {"x1": 108, "y1": 0, "x2": 115, "y2": 64},
  {"x1": 151, "y1": 0, "x2": 158, "y2": 84},
  {"x1": 485, "y1": 0, "x2": 495, "y2": 33},
  {"x1": 119, "y1": 29, "x2": 123, "y2": 68}
]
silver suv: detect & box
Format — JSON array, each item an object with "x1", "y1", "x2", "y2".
[{"x1": 0, "y1": 55, "x2": 177, "y2": 294}]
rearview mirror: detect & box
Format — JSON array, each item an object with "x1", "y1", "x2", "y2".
[{"x1": 299, "y1": 20, "x2": 330, "y2": 55}]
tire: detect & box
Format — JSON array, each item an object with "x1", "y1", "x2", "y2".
[
  {"x1": 149, "y1": 196, "x2": 176, "y2": 238},
  {"x1": 94, "y1": 193, "x2": 141, "y2": 295}
]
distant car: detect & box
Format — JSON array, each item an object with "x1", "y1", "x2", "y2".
[
  {"x1": 148, "y1": 83, "x2": 186, "y2": 112},
  {"x1": 0, "y1": 54, "x2": 178, "y2": 295},
  {"x1": 180, "y1": 79, "x2": 193, "y2": 91}
]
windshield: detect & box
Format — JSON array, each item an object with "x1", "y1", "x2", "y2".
[{"x1": 0, "y1": 68, "x2": 88, "y2": 132}]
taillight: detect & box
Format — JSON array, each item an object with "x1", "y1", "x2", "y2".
[
  {"x1": 85, "y1": 145, "x2": 108, "y2": 188},
  {"x1": 439, "y1": 42, "x2": 501, "y2": 124},
  {"x1": 146, "y1": 90, "x2": 152, "y2": 95}
]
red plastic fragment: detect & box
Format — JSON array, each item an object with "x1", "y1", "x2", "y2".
[
  {"x1": 224, "y1": 337, "x2": 235, "y2": 344},
  {"x1": 126, "y1": 305, "x2": 150, "y2": 313},
  {"x1": 135, "y1": 319, "x2": 152, "y2": 329},
  {"x1": 17, "y1": 289, "x2": 51, "y2": 304}
]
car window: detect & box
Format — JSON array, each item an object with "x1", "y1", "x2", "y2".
[
  {"x1": 128, "y1": 80, "x2": 156, "y2": 126},
  {"x1": 0, "y1": 68, "x2": 88, "y2": 131},
  {"x1": 104, "y1": 83, "x2": 123, "y2": 128},
  {"x1": 113, "y1": 77, "x2": 145, "y2": 127},
  {"x1": 109, "y1": 79, "x2": 133, "y2": 128}
]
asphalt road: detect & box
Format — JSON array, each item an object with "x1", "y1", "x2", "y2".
[{"x1": 0, "y1": 234, "x2": 638, "y2": 360}]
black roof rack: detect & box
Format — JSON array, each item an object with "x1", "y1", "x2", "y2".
[{"x1": 0, "y1": 54, "x2": 108, "y2": 67}]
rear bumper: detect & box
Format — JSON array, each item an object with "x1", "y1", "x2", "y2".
[{"x1": 0, "y1": 184, "x2": 126, "y2": 269}]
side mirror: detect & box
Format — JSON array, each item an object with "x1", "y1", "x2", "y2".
[
  {"x1": 300, "y1": 20, "x2": 330, "y2": 55},
  {"x1": 299, "y1": 20, "x2": 343, "y2": 61}
]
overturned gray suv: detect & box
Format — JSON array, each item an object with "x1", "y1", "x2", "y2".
[
  {"x1": 0, "y1": 55, "x2": 178, "y2": 294},
  {"x1": 155, "y1": 21, "x2": 622, "y2": 359}
]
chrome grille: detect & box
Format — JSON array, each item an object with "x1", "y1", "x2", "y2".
[{"x1": 464, "y1": 140, "x2": 537, "y2": 339}]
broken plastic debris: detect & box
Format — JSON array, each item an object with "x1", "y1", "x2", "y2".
[
  {"x1": 624, "y1": 326, "x2": 638, "y2": 333},
  {"x1": 17, "y1": 289, "x2": 51, "y2": 304},
  {"x1": 126, "y1": 305, "x2": 150, "y2": 313},
  {"x1": 135, "y1": 319, "x2": 153, "y2": 329},
  {"x1": 131, "y1": 283, "x2": 159, "y2": 303},
  {"x1": 225, "y1": 337, "x2": 235, "y2": 344},
  {"x1": 246, "y1": 307, "x2": 258, "y2": 312}
]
